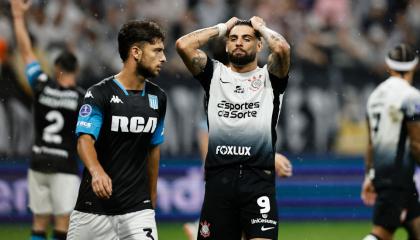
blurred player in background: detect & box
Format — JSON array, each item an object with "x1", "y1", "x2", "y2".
[
  {"x1": 10, "y1": 0, "x2": 84, "y2": 239},
  {"x1": 67, "y1": 20, "x2": 166, "y2": 240},
  {"x1": 362, "y1": 44, "x2": 420, "y2": 240},
  {"x1": 176, "y1": 15, "x2": 290, "y2": 239}
]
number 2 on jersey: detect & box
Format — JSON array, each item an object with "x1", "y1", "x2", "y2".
[{"x1": 42, "y1": 110, "x2": 64, "y2": 144}]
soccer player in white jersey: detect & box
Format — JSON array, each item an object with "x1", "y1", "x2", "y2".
[
  {"x1": 362, "y1": 44, "x2": 420, "y2": 240},
  {"x1": 176, "y1": 16, "x2": 290, "y2": 240}
]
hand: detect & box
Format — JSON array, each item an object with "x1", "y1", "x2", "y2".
[
  {"x1": 250, "y1": 16, "x2": 266, "y2": 32},
  {"x1": 361, "y1": 177, "x2": 376, "y2": 206},
  {"x1": 90, "y1": 167, "x2": 113, "y2": 199},
  {"x1": 225, "y1": 17, "x2": 239, "y2": 31},
  {"x1": 10, "y1": 0, "x2": 31, "y2": 18},
  {"x1": 274, "y1": 153, "x2": 292, "y2": 178}
]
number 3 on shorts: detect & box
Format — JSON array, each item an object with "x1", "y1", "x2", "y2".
[
  {"x1": 257, "y1": 196, "x2": 270, "y2": 214},
  {"x1": 143, "y1": 228, "x2": 154, "y2": 240}
]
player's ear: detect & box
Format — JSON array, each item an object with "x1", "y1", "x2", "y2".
[
  {"x1": 131, "y1": 45, "x2": 143, "y2": 61},
  {"x1": 256, "y1": 38, "x2": 263, "y2": 53}
]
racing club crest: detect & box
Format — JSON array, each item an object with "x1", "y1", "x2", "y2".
[{"x1": 200, "y1": 221, "x2": 211, "y2": 238}]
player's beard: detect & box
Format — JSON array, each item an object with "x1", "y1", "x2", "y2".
[
  {"x1": 228, "y1": 50, "x2": 256, "y2": 66},
  {"x1": 136, "y1": 59, "x2": 156, "y2": 78}
]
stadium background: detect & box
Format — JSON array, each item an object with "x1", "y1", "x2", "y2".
[{"x1": 0, "y1": 0, "x2": 419, "y2": 239}]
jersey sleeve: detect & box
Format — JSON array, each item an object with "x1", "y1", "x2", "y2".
[
  {"x1": 25, "y1": 61, "x2": 47, "y2": 90},
  {"x1": 75, "y1": 86, "x2": 106, "y2": 140},
  {"x1": 269, "y1": 72, "x2": 288, "y2": 95},
  {"x1": 193, "y1": 56, "x2": 214, "y2": 93},
  {"x1": 402, "y1": 94, "x2": 420, "y2": 122},
  {"x1": 150, "y1": 92, "x2": 167, "y2": 146}
]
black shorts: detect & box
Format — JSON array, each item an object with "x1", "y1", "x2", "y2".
[
  {"x1": 373, "y1": 182, "x2": 420, "y2": 232},
  {"x1": 198, "y1": 166, "x2": 278, "y2": 240}
]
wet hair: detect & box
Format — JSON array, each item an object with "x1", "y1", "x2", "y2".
[
  {"x1": 118, "y1": 20, "x2": 165, "y2": 61},
  {"x1": 227, "y1": 19, "x2": 262, "y2": 40},
  {"x1": 387, "y1": 44, "x2": 417, "y2": 75},
  {"x1": 54, "y1": 50, "x2": 78, "y2": 73}
]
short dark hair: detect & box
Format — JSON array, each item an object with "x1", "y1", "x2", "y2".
[
  {"x1": 388, "y1": 44, "x2": 417, "y2": 75},
  {"x1": 227, "y1": 19, "x2": 262, "y2": 40},
  {"x1": 118, "y1": 20, "x2": 165, "y2": 61},
  {"x1": 54, "y1": 50, "x2": 78, "y2": 73}
]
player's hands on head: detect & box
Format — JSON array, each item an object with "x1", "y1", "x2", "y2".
[
  {"x1": 250, "y1": 16, "x2": 266, "y2": 32},
  {"x1": 91, "y1": 167, "x2": 113, "y2": 199},
  {"x1": 9, "y1": 0, "x2": 31, "y2": 17},
  {"x1": 225, "y1": 17, "x2": 239, "y2": 31},
  {"x1": 274, "y1": 153, "x2": 292, "y2": 178},
  {"x1": 361, "y1": 177, "x2": 376, "y2": 206}
]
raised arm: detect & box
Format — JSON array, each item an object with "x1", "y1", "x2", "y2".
[
  {"x1": 10, "y1": 0, "x2": 37, "y2": 64},
  {"x1": 250, "y1": 16, "x2": 290, "y2": 78},
  {"x1": 176, "y1": 17, "x2": 238, "y2": 76}
]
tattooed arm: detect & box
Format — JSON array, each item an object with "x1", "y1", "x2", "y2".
[
  {"x1": 176, "y1": 17, "x2": 238, "y2": 76},
  {"x1": 250, "y1": 16, "x2": 290, "y2": 78}
]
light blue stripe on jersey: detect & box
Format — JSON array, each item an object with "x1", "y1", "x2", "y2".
[
  {"x1": 25, "y1": 61, "x2": 42, "y2": 89},
  {"x1": 30, "y1": 236, "x2": 46, "y2": 240},
  {"x1": 113, "y1": 78, "x2": 146, "y2": 96},
  {"x1": 76, "y1": 105, "x2": 103, "y2": 140},
  {"x1": 151, "y1": 118, "x2": 164, "y2": 145},
  {"x1": 113, "y1": 78, "x2": 129, "y2": 96}
]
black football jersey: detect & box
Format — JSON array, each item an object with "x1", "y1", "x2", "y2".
[
  {"x1": 26, "y1": 61, "x2": 84, "y2": 174},
  {"x1": 195, "y1": 58, "x2": 287, "y2": 170},
  {"x1": 74, "y1": 77, "x2": 167, "y2": 215}
]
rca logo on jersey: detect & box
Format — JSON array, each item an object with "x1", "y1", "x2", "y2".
[
  {"x1": 215, "y1": 145, "x2": 251, "y2": 156},
  {"x1": 111, "y1": 116, "x2": 157, "y2": 133},
  {"x1": 110, "y1": 95, "x2": 123, "y2": 103}
]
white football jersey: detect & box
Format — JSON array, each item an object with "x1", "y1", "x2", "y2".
[
  {"x1": 366, "y1": 76, "x2": 420, "y2": 187},
  {"x1": 196, "y1": 59, "x2": 287, "y2": 169}
]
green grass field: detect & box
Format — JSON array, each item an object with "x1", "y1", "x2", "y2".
[{"x1": 0, "y1": 221, "x2": 408, "y2": 239}]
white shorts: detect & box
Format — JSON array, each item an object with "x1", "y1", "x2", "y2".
[
  {"x1": 67, "y1": 209, "x2": 158, "y2": 240},
  {"x1": 28, "y1": 169, "x2": 80, "y2": 215}
]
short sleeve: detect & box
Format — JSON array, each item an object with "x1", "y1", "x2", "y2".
[
  {"x1": 193, "y1": 57, "x2": 214, "y2": 93},
  {"x1": 25, "y1": 61, "x2": 45, "y2": 90},
  {"x1": 150, "y1": 93, "x2": 167, "y2": 146},
  {"x1": 402, "y1": 95, "x2": 420, "y2": 122},
  {"x1": 269, "y1": 73, "x2": 288, "y2": 95},
  {"x1": 75, "y1": 87, "x2": 106, "y2": 140}
]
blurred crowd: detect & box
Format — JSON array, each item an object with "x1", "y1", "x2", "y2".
[{"x1": 0, "y1": 0, "x2": 420, "y2": 156}]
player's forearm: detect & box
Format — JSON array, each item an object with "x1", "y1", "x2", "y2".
[
  {"x1": 176, "y1": 26, "x2": 220, "y2": 53},
  {"x1": 259, "y1": 26, "x2": 290, "y2": 57},
  {"x1": 147, "y1": 146, "x2": 160, "y2": 208},
  {"x1": 12, "y1": 16, "x2": 36, "y2": 64},
  {"x1": 77, "y1": 135, "x2": 104, "y2": 176}
]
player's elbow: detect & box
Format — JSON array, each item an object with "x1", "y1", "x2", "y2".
[
  {"x1": 272, "y1": 41, "x2": 290, "y2": 58},
  {"x1": 175, "y1": 38, "x2": 188, "y2": 53}
]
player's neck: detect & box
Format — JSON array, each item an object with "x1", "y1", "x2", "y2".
[
  {"x1": 230, "y1": 61, "x2": 258, "y2": 73},
  {"x1": 56, "y1": 75, "x2": 76, "y2": 88},
  {"x1": 115, "y1": 68, "x2": 145, "y2": 91},
  {"x1": 390, "y1": 72, "x2": 414, "y2": 85}
]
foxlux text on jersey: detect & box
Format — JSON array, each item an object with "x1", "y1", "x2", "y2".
[
  {"x1": 217, "y1": 100, "x2": 260, "y2": 119},
  {"x1": 215, "y1": 145, "x2": 251, "y2": 156}
]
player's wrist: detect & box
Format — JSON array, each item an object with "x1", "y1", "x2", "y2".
[
  {"x1": 365, "y1": 168, "x2": 375, "y2": 181},
  {"x1": 216, "y1": 23, "x2": 227, "y2": 37}
]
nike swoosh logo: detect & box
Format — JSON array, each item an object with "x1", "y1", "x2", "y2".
[
  {"x1": 220, "y1": 78, "x2": 231, "y2": 84},
  {"x1": 261, "y1": 226, "x2": 275, "y2": 231}
]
